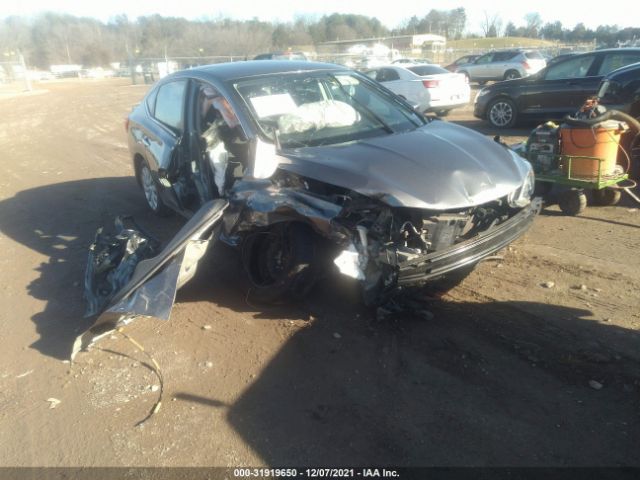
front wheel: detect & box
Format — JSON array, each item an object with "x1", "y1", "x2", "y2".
[
  {"x1": 559, "y1": 189, "x2": 587, "y2": 215},
  {"x1": 242, "y1": 223, "x2": 318, "y2": 303},
  {"x1": 487, "y1": 98, "x2": 517, "y2": 128}
]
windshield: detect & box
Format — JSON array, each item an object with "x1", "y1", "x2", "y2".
[{"x1": 233, "y1": 71, "x2": 426, "y2": 148}]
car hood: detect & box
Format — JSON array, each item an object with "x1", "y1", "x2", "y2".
[{"x1": 277, "y1": 120, "x2": 530, "y2": 210}]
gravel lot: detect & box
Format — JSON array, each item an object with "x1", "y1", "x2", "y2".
[{"x1": 0, "y1": 78, "x2": 638, "y2": 467}]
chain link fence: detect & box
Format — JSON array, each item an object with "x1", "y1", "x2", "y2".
[{"x1": 0, "y1": 54, "x2": 32, "y2": 96}]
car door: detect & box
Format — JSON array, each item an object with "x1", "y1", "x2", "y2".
[
  {"x1": 467, "y1": 53, "x2": 495, "y2": 81},
  {"x1": 488, "y1": 51, "x2": 515, "y2": 79},
  {"x1": 142, "y1": 78, "x2": 190, "y2": 212},
  {"x1": 517, "y1": 53, "x2": 600, "y2": 120}
]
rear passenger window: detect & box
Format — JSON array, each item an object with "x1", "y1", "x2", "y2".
[
  {"x1": 494, "y1": 51, "x2": 517, "y2": 61},
  {"x1": 545, "y1": 56, "x2": 595, "y2": 80},
  {"x1": 598, "y1": 53, "x2": 640, "y2": 75},
  {"x1": 154, "y1": 80, "x2": 187, "y2": 132}
]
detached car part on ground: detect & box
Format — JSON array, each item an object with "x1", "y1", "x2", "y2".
[{"x1": 76, "y1": 61, "x2": 541, "y2": 357}]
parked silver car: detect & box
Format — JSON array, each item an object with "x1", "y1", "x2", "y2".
[{"x1": 456, "y1": 49, "x2": 546, "y2": 84}]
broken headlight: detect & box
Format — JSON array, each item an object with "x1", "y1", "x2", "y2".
[{"x1": 507, "y1": 167, "x2": 535, "y2": 208}]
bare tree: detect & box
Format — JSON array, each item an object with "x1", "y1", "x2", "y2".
[{"x1": 480, "y1": 11, "x2": 502, "y2": 38}]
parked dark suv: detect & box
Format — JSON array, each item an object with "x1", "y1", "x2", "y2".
[
  {"x1": 474, "y1": 48, "x2": 640, "y2": 127},
  {"x1": 597, "y1": 61, "x2": 640, "y2": 117}
]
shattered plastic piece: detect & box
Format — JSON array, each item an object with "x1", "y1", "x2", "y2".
[
  {"x1": 47, "y1": 398, "x2": 61, "y2": 409},
  {"x1": 74, "y1": 200, "x2": 228, "y2": 359},
  {"x1": 333, "y1": 243, "x2": 365, "y2": 280}
]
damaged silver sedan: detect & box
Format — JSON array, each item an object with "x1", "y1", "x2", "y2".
[{"x1": 76, "y1": 61, "x2": 540, "y2": 356}]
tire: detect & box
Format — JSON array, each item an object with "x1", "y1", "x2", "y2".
[
  {"x1": 242, "y1": 222, "x2": 317, "y2": 303},
  {"x1": 478, "y1": 80, "x2": 487, "y2": 86},
  {"x1": 139, "y1": 161, "x2": 171, "y2": 216},
  {"x1": 487, "y1": 97, "x2": 517, "y2": 128},
  {"x1": 559, "y1": 189, "x2": 587, "y2": 216},
  {"x1": 436, "y1": 109, "x2": 451, "y2": 117},
  {"x1": 591, "y1": 188, "x2": 621, "y2": 206},
  {"x1": 504, "y1": 70, "x2": 521, "y2": 80}
]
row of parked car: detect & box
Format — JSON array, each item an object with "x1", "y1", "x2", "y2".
[{"x1": 354, "y1": 48, "x2": 640, "y2": 128}]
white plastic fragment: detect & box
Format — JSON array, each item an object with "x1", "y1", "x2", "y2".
[
  {"x1": 334, "y1": 244, "x2": 365, "y2": 280},
  {"x1": 47, "y1": 398, "x2": 61, "y2": 409}
]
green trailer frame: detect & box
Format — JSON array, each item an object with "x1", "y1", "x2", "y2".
[{"x1": 526, "y1": 154, "x2": 628, "y2": 215}]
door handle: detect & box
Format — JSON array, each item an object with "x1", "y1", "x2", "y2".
[{"x1": 142, "y1": 137, "x2": 151, "y2": 147}]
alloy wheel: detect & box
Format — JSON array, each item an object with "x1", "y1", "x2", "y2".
[
  {"x1": 141, "y1": 165, "x2": 159, "y2": 211},
  {"x1": 489, "y1": 101, "x2": 514, "y2": 127}
]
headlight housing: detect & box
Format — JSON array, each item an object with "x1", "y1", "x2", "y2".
[{"x1": 507, "y1": 167, "x2": 535, "y2": 208}]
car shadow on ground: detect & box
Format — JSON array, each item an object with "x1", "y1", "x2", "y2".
[
  {"x1": 0, "y1": 177, "x2": 183, "y2": 360},
  {"x1": 182, "y1": 286, "x2": 640, "y2": 465}
]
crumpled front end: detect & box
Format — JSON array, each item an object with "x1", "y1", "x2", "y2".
[{"x1": 330, "y1": 192, "x2": 542, "y2": 303}]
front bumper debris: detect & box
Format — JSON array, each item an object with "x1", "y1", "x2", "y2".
[
  {"x1": 73, "y1": 199, "x2": 228, "y2": 359},
  {"x1": 395, "y1": 198, "x2": 542, "y2": 286}
]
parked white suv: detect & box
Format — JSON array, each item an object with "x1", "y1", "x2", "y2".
[{"x1": 456, "y1": 50, "x2": 546, "y2": 84}]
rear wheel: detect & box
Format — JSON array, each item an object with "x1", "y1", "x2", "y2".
[
  {"x1": 139, "y1": 161, "x2": 170, "y2": 216},
  {"x1": 504, "y1": 70, "x2": 521, "y2": 80},
  {"x1": 591, "y1": 187, "x2": 621, "y2": 206},
  {"x1": 487, "y1": 98, "x2": 517, "y2": 128},
  {"x1": 436, "y1": 109, "x2": 451, "y2": 117},
  {"x1": 242, "y1": 222, "x2": 317, "y2": 303}
]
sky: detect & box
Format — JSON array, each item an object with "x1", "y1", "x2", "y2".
[{"x1": 4, "y1": 0, "x2": 639, "y2": 33}]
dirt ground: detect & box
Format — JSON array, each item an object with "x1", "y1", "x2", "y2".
[{"x1": 0, "y1": 78, "x2": 639, "y2": 468}]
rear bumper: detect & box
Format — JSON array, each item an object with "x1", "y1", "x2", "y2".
[{"x1": 395, "y1": 197, "x2": 542, "y2": 286}]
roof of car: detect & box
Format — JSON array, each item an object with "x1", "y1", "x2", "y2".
[{"x1": 179, "y1": 60, "x2": 347, "y2": 82}]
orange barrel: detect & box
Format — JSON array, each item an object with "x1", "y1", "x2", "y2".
[{"x1": 560, "y1": 120, "x2": 627, "y2": 178}]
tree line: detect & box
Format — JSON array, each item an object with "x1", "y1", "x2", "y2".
[
  {"x1": 481, "y1": 11, "x2": 639, "y2": 45},
  {"x1": 0, "y1": 10, "x2": 637, "y2": 69},
  {"x1": 1, "y1": 10, "x2": 463, "y2": 68}
]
